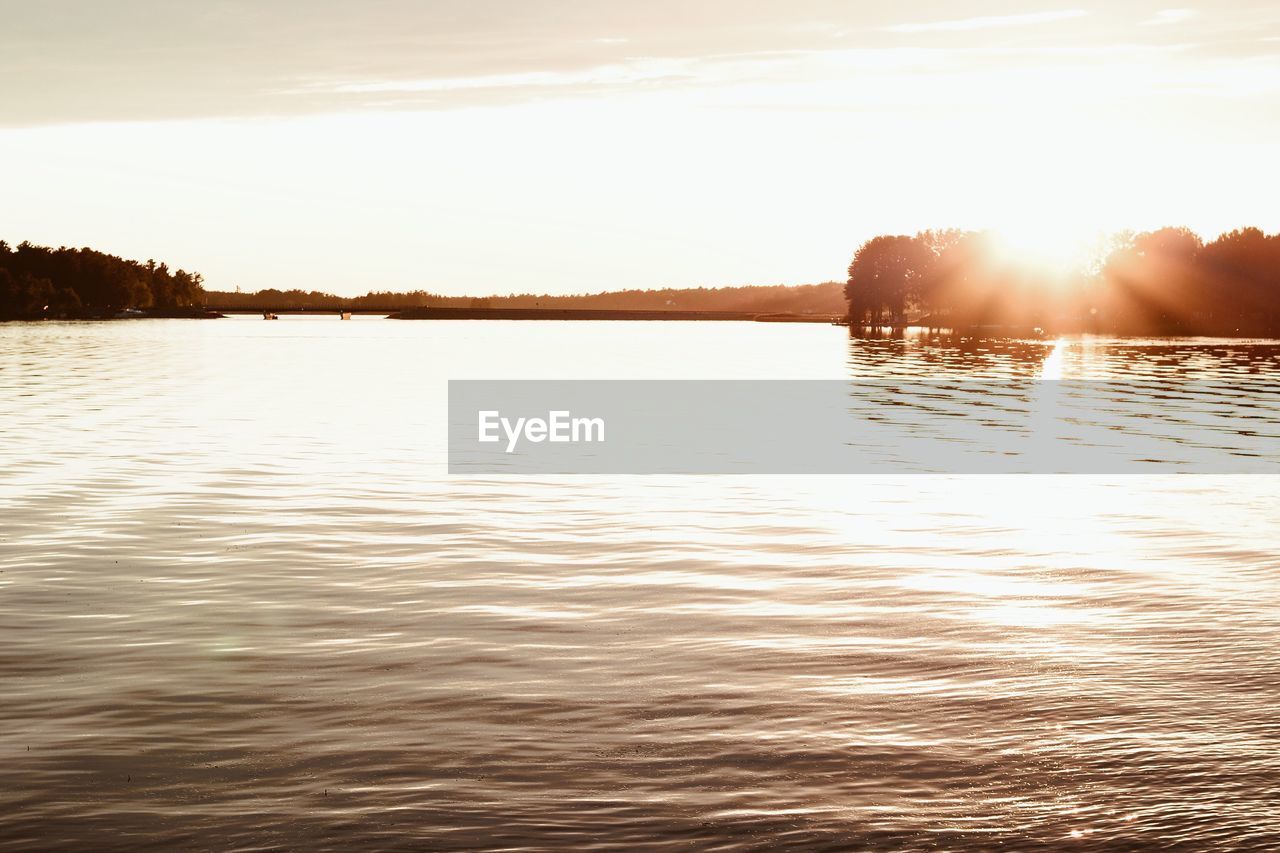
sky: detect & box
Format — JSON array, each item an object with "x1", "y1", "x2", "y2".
[{"x1": 1, "y1": 1, "x2": 1279, "y2": 296}]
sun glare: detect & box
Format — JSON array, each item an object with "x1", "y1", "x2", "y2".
[{"x1": 989, "y1": 224, "x2": 1097, "y2": 276}]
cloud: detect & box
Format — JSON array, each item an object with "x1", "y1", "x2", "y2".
[
  {"x1": 0, "y1": 1, "x2": 1271, "y2": 128},
  {"x1": 884, "y1": 10, "x2": 1089, "y2": 34},
  {"x1": 322, "y1": 59, "x2": 697, "y2": 95},
  {"x1": 1140, "y1": 9, "x2": 1196, "y2": 26}
]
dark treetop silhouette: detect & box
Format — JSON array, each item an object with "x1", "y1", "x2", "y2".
[
  {"x1": 0, "y1": 240, "x2": 206, "y2": 319},
  {"x1": 846, "y1": 227, "x2": 1280, "y2": 336}
]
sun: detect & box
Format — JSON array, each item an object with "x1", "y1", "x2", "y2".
[{"x1": 988, "y1": 223, "x2": 1098, "y2": 276}]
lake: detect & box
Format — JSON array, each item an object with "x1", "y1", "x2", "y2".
[{"x1": 1, "y1": 318, "x2": 1278, "y2": 850}]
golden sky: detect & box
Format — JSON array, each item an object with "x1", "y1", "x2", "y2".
[{"x1": 2, "y1": 1, "x2": 1278, "y2": 295}]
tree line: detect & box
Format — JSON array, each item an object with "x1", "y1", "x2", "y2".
[
  {"x1": 846, "y1": 227, "x2": 1280, "y2": 336},
  {"x1": 11, "y1": 228, "x2": 1278, "y2": 335},
  {"x1": 205, "y1": 282, "x2": 846, "y2": 313},
  {"x1": 0, "y1": 240, "x2": 206, "y2": 319}
]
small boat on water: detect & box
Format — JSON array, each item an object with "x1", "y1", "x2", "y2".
[
  {"x1": 114, "y1": 308, "x2": 146, "y2": 319},
  {"x1": 340, "y1": 311, "x2": 352, "y2": 320},
  {"x1": 263, "y1": 311, "x2": 279, "y2": 320}
]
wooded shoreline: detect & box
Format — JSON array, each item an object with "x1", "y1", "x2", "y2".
[
  {"x1": 8, "y1": 226, "x2": 1280, "y2": 337},
  {"x1": 386, "y1": 307, "x2": 841, "y2": 322}
]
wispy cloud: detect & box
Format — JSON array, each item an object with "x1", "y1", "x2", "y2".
[
  {"x1": 301, "y1": 40, "x2": 1280, "y2": 115},
  {"x1": 307, "y1": 49, "x2": 937, "y2": 100},
  {"x1": 1140, "y1": 9, "x2": 1196, "y2": 27},
  {"x1": 885, "y1": 10, "x2": 1089, "y2": 34},
  {"x1": 324, "y1": 59, "x2": 696, "y2": 94},
  {"x1": 1, "y1": 1, "x2": 1271, "y2": 128}
]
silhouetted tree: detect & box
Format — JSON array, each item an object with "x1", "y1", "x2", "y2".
[
  {"x1": 847, "y1": 225, "x2": 1280, "y2": 337},
  {"x1": 1197, "y1": 227, "x2": 1278, "y2": 335},
  {"x1": 845, "y1": 235, "x2": 935, "y2": 326},
  {"x1": 1100, "y1": 227, "x2": 1204, "y2": 334},
  {"x1": 0, "y1": 240, "x2": 206, "y2": 319}
]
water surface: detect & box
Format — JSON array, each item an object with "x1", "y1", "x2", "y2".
[{"x1": 2, "y1": 319, "x2": 1278, "y2": 850}]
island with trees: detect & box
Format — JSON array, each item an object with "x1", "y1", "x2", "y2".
[{"x1": 845, "y1": 227, "x2": 1280, "y2": 337}]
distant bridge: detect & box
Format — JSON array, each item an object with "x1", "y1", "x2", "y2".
[{"x1": 206, "y1": 306, "x2": 401, "y2": 315}]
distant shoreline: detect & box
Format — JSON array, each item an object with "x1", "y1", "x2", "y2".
[
  {"x1": 0, "y1": 308, "x2": 225, "y2": 322},
  {"x1": 386, "y1": 307, "x2": 842, "y2": 322}
]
